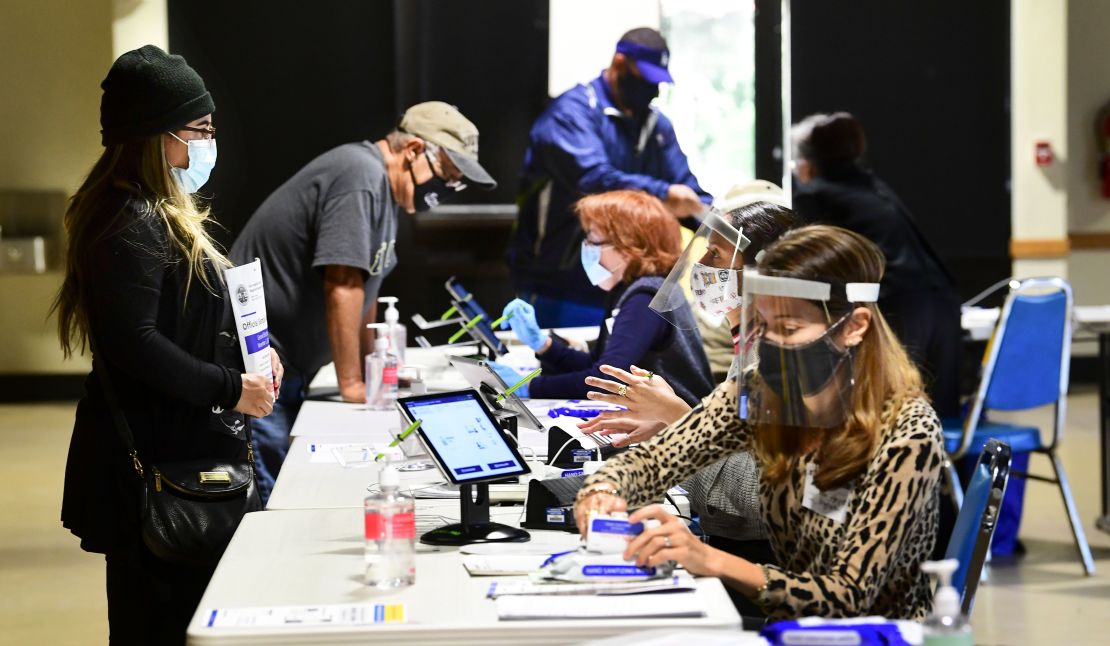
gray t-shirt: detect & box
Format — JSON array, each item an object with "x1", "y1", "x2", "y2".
[{"x1": 231, "y1": 141, "x2": 398, "y2": 377}]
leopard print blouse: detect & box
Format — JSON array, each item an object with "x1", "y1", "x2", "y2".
[{"x1": 585, "y1": 381, "x2": 943, "y2": 621}]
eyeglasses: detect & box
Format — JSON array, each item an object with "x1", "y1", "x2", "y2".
[
  {"x1": 179, "y1": 125, "x2": 217, "y2": 140},
  {"x1": 424, "y1": 143, "x2": 467, "y2": 190}
]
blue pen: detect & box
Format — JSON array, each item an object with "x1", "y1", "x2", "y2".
[{"x1": 539, "y1": 549, "x2": 577, "y2": 568}]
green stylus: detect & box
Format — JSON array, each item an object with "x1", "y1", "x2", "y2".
[
  {"x1": 496, "y1": 367, "x2": 542, "y2": 402},
  {"x1": 439, "y1": 305, "x2": 458, "y2": 320},
  {"x1": 447, "y1": 313, "x2": 484, "y2": 344},
  {"x1": 375, "y1": 418, "x2": 422, "y2": 462},
  {"x1": 489, "y1": 310, "x2": 515, "y2": 328}
]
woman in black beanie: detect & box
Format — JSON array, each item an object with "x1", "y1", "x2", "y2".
[{"x1": 53, "y1": 45, "x2": 281, "y2": 644}]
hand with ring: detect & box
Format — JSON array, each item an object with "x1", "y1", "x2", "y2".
[
  {"x1": 580, "y1": 365, "x2": 692, "y2": 447},
  {"x1": 573, "y1": 487, "x2": 629, "y2": 535},
  {"x1": 624, "y1": 504, "x2": 719, "y2": 575}
]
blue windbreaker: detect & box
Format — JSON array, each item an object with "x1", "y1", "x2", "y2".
[{"x1": 509, "y1": 73, "x2": 711, "y2": 305}]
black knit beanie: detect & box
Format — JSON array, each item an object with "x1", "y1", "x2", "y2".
[{"x1": 100, "y1": 45, "x2": 215, "y2": 146}]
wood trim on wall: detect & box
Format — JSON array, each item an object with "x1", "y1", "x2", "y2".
[
  {"x1": 1069, "y1": 232, "x2": 1110, "y2": 250},
  {"x1": 1010, "y1": 238, "x2": 1070, "y2": 258}
]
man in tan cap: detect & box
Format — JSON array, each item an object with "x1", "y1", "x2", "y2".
[{"x1": 231, "y1": 101, "x2": 495, "y2": 502}]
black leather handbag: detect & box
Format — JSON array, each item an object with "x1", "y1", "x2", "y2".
[{"x1": 95, "y1": 350, "x2": 261, "y2": 567}]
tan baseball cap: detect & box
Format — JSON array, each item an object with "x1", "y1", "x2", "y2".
[{"x1": 398, "y1": 101, "x2": 497, "y2": 190}]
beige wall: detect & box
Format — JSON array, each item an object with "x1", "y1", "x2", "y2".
[
  {"x1": 0, "y1": 0, "x2": 166, "y2": 375},
  {"x1": 1010, "y1": 0, "x2": 1069, "y2": 280}
]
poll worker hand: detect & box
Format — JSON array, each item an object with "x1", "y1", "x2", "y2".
[
  {"x1": 489, "y1": 361, "x2": 530, "y2": 398},
  {"x1": 578, "y1": 416, "x2": 666, "y2": 448},
  {"x1": 664, "y1": 184, "x2": 705, "y2": 219},
  {"x1": 269, "y1": 348, "x2": 284, "y2": 397},
  {"x1": 235, "y1": 373, "x2": 276, "y2": 418},
  {"x1": 573, "y1": 486, "x2": 628, "y2": 535},
  {"x1": 625, "y1": 505, "x2": 717, "y2": 576},
  {"x1": 500, "y1": 298, "x2": 550, "y2": 352},
  {"x1": 585, "y1": 364, "x2": 691, "y2": 424}
]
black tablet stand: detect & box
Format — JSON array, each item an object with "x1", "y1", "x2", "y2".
[{"x1": 418, "y1": 407, "x2": 530, "y2": 546}]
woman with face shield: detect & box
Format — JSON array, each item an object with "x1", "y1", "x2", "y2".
[
  {"x1": 577, "y1": 197, "x2": 796, "y2": 620},
  {"x1": 494, "y1": 190, "x2": 714, "y2": 404},
  {"x1": 572, "y1": 225, "x2": 944, "y2": 623}
]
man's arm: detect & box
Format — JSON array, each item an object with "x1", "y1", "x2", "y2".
[{"x1": 324, "y1": 265, "x2": 367, "y2": 402}]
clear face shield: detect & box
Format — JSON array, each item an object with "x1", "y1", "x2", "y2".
[
  {"x1": 649, "y1": 210, "x2": 751, "y2": 330},
  {"x1": 735, "y1": 270, "x2": 880, "y2": 429}
]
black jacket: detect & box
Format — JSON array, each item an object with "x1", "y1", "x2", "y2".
[
  {"x1": 793, "y1": 165, "x2": 955, "y2": 298},
  {"x1": 61, "y1": 190, "x2": 245, "y2": 554}
]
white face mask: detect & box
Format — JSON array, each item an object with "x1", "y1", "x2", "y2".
[
  {"x1": 168, "y1": 133, "x2": 217, "y2": 193},
  {"x1": 581, "y1": 241, "x2": 614, "y2": 286},
  {"x1": 689, "y1": 262, "x2": 743, "y2": 320}
]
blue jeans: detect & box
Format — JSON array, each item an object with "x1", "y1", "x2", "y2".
[
  {"x1": 251, "y1": 369, "x2": 306, "y2": 506},
  {"x1": 518, "y1": 291, "x2": 606, "y2": 329}
]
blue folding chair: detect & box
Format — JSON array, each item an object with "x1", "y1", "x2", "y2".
[
  {"x1": 945, "y1": 439, "x2": 1011, "y2": 614},
  {"x1": 942, "y1": 277, "x2": 1095, "y2": 575}
]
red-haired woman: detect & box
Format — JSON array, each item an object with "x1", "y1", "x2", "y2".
[{"x1": 495, "y1": 190, "x2": 713, "y2": 404}]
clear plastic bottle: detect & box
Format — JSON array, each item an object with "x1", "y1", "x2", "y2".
[
  {"x1": 378, "y1": 296, "x2": 406, "y2": 365},
  {"x1": 922, "y1": 559, "x2": 973, "y2": 646},
  {"x1": 365, "y1": 324, "x2": 399, "y2": 411},
  {"x1": 364, "y1": 464, "x2": 415, "y2": 588}
]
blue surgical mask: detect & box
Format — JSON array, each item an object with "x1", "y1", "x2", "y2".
[
  {"x1": 580, "y1": 241, "x2": 613, "y2": 286},
  {"x1": 168, "y1": 134, "x2": 217, "y2": 193}
]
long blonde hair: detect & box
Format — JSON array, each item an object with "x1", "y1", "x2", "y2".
[
  {"x1": 53, "y1": 134, "x2": 230, "y2": 358},
  {"x1": 753, "y1": 225, "x2": 923, "y2": 490}
]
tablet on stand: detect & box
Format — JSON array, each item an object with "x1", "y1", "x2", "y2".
[{"x1": 397, "y1": 390, "x2": 531, "y2": 546}]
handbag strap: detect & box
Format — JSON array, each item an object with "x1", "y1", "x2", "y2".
[
  {"x1": 89, "y1": 336, "x2": 145, "y2": 478},
  {"x1": 89, "y1": 336, "x2": 256, "y2": 478}
]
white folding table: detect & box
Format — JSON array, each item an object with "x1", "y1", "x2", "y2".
[{"x1": 185, "y1": 508, "x2": 743, "y2": 645}]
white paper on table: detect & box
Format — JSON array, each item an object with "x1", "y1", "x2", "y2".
[
  {"x1": 305, "y1": 442, "x2": 403, "y2": 465},
  {"x1": 488, "y1": 574, "x2": 698, "y2": 597},
  {"x1": 201, "y1": 603, "x2": 405, "y2": 628},
  {"x1": 495, "y1": 592, "x2": 705, "y2": 620},
  {"x1": 463, "y1": 554, "x2": 551, "y2": 576}
]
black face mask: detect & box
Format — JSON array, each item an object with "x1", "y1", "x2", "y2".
[
  {"x1": 409, "y1": 151, "x2": 465, "y2": 212},
  {"x1": 756, "y1": 320, "x2": 851, "y2": 401},
  {"x1": 617, "y1": 71, "x2": 659, "y2": 116}
]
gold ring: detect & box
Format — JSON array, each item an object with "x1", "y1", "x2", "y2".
[
  {"x1": 645, "y1": 371, "x2": 655, "y2": 381},
  {"x1": 617, "y1": 384, "x2": 629, "y2": 397}
]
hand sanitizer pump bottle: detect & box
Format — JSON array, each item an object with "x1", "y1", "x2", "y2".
[
  {"x1": 365, "y1": 323, "x2": 399, "y2": 410},
  {"x1": 364, "y1": 463, "x2": 415, "y2": 588},
  {"x1": 378, "y1": 296, "x2": 406, "y2": 365},
  {"x1": 922, "y1": 559, "x2": 973, "y2": 645}
]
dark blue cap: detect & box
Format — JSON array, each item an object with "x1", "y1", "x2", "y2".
[{"x1": 616, "y1": 40, "x2": 674, "y2": 84}]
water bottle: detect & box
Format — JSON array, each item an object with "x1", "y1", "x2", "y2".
[{"x1": 364, "y1": 464, "x2": 415, "y2": 588}]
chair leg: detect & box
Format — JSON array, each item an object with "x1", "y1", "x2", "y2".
[
  {"x1": 1048, "y1": 451, "x2": 1096, "y2": 576},
  {"x1": 944, "y1": 459, "x2": 964, "y2": 513}
]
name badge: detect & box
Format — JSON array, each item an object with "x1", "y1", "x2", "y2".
[
  {"x1": 802, "y1": 462, "x2": 852, "y2": 523},
  {"x1": 605, "y1": 308, "x2": 621, "y2": 334}
]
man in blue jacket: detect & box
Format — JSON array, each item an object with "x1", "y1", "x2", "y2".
[{"x1": 509, "y1": 27, "x2": 711, "y2": 327}]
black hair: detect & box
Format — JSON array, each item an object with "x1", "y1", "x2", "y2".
[
  {"x1": 619, "y1": 27, "x2": 668, "y2": 51},
  {"x1": 726, "y1": 201, "x2": 799, "y2": 261},
  {"x1": 794, "y1": 112, "x2": 867, "y2": 174}
]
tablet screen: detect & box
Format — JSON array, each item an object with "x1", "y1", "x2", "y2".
[
  {"x1": 445, "y1": 278, "x2": 508, "y2": 356},
  {"x1": 399, "y1": 391, "x2": 528, "y2": 484}
]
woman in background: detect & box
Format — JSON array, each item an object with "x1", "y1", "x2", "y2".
[{"x1": 494, "y1": 190, "x2": 713, "y2": 405}]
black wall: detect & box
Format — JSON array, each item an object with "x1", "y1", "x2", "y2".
[
  {"x1": 790, "y1": 1, "x2": 1012, "y2": 303},
  {"x1": 169, "y1": 0, "x2": 548, "y2": 331}
]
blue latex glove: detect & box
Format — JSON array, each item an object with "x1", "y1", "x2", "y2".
[
  {"x1": 489, "y1": 361, "x2": 530, "y2": 398},
  {"x1": 500, "y1": 298, "x2": 549, "y2": 352}
]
